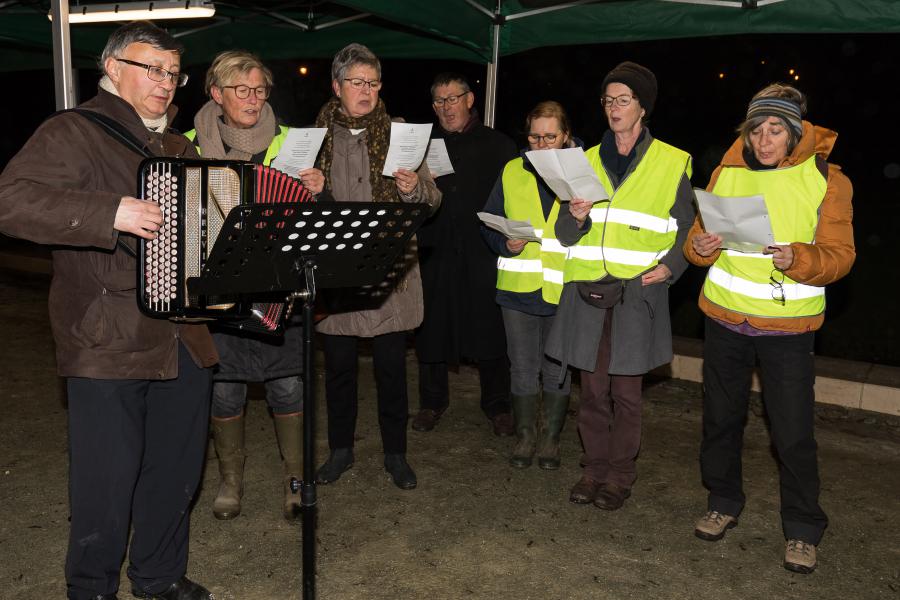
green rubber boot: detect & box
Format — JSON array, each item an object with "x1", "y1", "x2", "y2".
[
  {"x1": 509, "y1": 394, "x2": 539, "y2": 468},
  {"x1": 537, "y1": 392, "x2": 570, "y2": 470}
]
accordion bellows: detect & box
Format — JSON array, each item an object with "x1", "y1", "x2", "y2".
[{"x1": 138, "y1": 158, "x2": 313, "y2": 331}]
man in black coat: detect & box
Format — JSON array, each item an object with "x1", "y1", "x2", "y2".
[{"x1": 413, "y1": 72, "x2": 517, "y2": 435}]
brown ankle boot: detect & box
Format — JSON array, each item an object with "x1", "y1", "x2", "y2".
[
  {"x1": 211, "y1": 415, "x2": 245, "y2": 520},
  {"x1": 274, "y1": 412, "x2": 303, "y2": 521}
]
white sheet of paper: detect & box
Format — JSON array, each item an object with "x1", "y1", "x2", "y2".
[
  {"x1": 382, "y1": 122, "x2": 433, "y2": 176},
  {"x1": 425, "y1": 138, "x2": 454, "y2": 177},
  {"x1": 269, "y1": 127, "x2": 327, "y2": 175},
  {"x1": 525, "y1": 147, "x2": 609, "y2": 202},
  {"x1": 477, "y1": 212, "x2": 542, "y2": 243},
  {"x1": 695, "y1": 190, "x2": 775, "y2": 253}
]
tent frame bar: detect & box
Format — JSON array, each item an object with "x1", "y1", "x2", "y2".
[{"x1": 50, "y1": 0, "x2": 75, "y2": 109}]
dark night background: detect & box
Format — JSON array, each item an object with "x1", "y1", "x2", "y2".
[{"x1": 3, "y1": 33, "x2": 899, "y2": 365}]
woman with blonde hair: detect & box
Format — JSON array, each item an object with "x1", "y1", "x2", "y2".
[
  {"x1": 481, "y1": 100, "x2": 580, "y2": 469},
  {"x1": 186, "y1": 50, "x2": 326, "y2": 522}
]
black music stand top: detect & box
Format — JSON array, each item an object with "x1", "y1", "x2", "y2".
[{"x1": 187, "y1": 201, "x2": 431, "y2": 297}]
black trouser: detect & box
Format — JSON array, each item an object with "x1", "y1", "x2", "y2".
[
  {"x1": 417, "y1": 356, "x2": 511, "y2": 417},
  {"x1": 321, "y1": 332, "x2": 408, "y2": 454},
  {"x1": 65, "y1": 344, "x2": 211, "y2": 600},
  {"x1": 700, "y1": 318, "x2": 827, "y2": 545}
]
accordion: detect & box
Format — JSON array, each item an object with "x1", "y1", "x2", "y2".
[{"x1": 138, "y1": 157, "x2": 313, "y2": 332}]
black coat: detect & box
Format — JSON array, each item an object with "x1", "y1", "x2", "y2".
[{"x1": 415, "y1": 122, "x2": 517, "y2": 363}]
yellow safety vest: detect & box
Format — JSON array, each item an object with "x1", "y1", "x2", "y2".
[
  {"x1": 496, "y1": 158, "x2": 546, "y2": 294},
  {"x1": 702, "y1": 155, "x2": 827, "y2": 318},
  {"x1": 563, "y1": 140, "x2": 692, "y2": 283},
  {"x1": 184, "y1": 125, "x2": 289, "y2": 166},
  {"x1": 540, "y1": 201, "x2": 566, "y2": 304}
]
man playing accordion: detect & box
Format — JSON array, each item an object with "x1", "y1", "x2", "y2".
[{"x1": 0, "y1": 21, "x2": 217, "y2": 600}]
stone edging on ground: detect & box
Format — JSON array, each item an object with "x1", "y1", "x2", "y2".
[{"x1": 656, "y1": 337, "x2": 900, "y2": 417}]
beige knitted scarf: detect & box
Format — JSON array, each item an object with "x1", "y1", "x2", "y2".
[
  {"x1": 192, "y1": 99, "x2": 277, "y2": 160},
  {"x1": 98, "y1": 75, "x2": 168, "y2": 132},
  {"x1": 315, "y1": 96, "x2": 395, "y2": 203}
]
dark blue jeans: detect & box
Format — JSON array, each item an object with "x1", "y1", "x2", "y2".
[
  {"x1": 701, "y1": 317, "x2": 827, "y2": 545},
  {"x1": 501, "y1": 307, "x2": 570, "y2": 396}
]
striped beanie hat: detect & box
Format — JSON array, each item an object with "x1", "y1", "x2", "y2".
[{"x1": 746, "y1": 97, "x2": 803, "y2": 137}]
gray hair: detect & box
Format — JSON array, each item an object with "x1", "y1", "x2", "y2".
[
  {"x1": 430, "y1": 72, "x2": 471, "y2": 99},
  {"x1": 99, "y1": 21, "x2": 184, "y2": 74},
  {"x1": 330, "y1": 43, "x2": 381, "y2": 83}
]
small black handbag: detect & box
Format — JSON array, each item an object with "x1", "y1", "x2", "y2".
[{"x1": 576, "y1": 277, "x2": 625, "y2": 308}]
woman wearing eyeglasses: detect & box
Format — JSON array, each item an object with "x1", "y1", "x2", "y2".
[
  {"x1": 546, "y1": 62, "x2": 695, "y2": 511},
  {"x1": 186, "y1": 50, "x2": 326, "y2": 522},
  {"x1": 312, "y1": 43, "x2": 441, "y2": 490},
  {"x1": 684, "y1": 83, "x2": 854, "y2": 574},
  {"x1": 480, "y1": 101, "x2": 580, "y2": 470}
]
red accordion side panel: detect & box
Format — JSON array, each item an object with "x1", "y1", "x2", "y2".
[{"x1": 250, "y1": 164, "x2": 314, "y2": 331}]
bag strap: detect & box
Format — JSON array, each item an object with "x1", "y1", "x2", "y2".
[
  {"x1": 48, "y1": 108, "x2": 156, "y2": 258},
  {"x1": 59, "y1": 108, "x2": 153, "y2": 158}
]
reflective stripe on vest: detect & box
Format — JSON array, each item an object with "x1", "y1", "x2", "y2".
[
  {"x1": 563, "y1": 140, "x2": 691, "y2": 283},
  {"x1": 497, "y1": 158, "x2": 547, "y2": 293},
  {"x1": 183, "y1": 125, "x2": 289, "y2": 167},
  {"x1": 540, "y1": 202, "x2": 566, "y2": 304},
  {"x1": 702, "y1": 155, "x2": 827, "y2": 318}
]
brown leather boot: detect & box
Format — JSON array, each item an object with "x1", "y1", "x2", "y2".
[
  {"x1": 211, "y1": 415, "x2": 245, "y2": 520},
  {"x1": 274, "y1": 412, "x2": 303, "y2": 521}
]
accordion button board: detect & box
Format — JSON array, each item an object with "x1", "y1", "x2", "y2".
[{"x1": 137, "y1": 157, "x2": 313, "y2": 331}]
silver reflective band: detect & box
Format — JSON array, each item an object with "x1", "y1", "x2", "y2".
[
  {"x1": 567, "y1": 245, "x2": 670, "y2": 266},
  {"x1": 497, "y1": 257, "x2": 543, "y2": 273},
  {"x1": 588, "y1": 207, "x2": 677, "y2": 234},
  {"x1": 708, "y1": 266, "x2": 825, "y2": 300},
  {"x1": 543, "y1": 268, "x2": 564, "y2": 284},
  {"x1": 541, "y1": 238, "x2": 567, "y2": 254}
]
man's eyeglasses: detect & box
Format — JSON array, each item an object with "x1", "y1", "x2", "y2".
[
  {"x1": 600, "y1": 94, "x2": 637, "y2": 109},
  {"x1": 528, "y1": 133, "x2": 561, "y2": 144},
  {"x1": 432, "y1": 91, "x2": 470, "y2": 107},
  {"x1": 221, "y1": 85, "x2": 270, "y2": 100},
  {"x1": 344, "y1": 78, "x2": 382, "y2": 91},
  {"x1": 770, "y1": 268, "x2": 786, "y2": 306},
  {"x1": 115, "y1": 58, "x2": 188, "y2": 87}
]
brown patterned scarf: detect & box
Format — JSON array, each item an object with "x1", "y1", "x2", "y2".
[{"x1": 315, "y1": 96, "x2": 395, "y2": 202}]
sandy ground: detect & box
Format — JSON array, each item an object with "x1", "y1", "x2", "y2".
[{"x1": 0, "y1": 270, "x2": 898, "y2": 600}]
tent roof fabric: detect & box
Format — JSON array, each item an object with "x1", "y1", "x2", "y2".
[{"x1": 2, "y1": 0, "x2": 900, "y2": 71}]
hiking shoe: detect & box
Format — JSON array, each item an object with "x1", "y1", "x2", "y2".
[
  {"x1": 784, "y1": 539, "x2": 817, "y2": 574},
  {"x1": 694, "y1": 510, "x2": 737, "y2": 541}
]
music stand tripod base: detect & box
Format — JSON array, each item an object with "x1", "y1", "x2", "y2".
[{"x1": 189, "y1": 201, "x2": 431, "y2": 600}]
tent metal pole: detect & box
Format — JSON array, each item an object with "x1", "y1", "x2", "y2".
[
  {"x1": 483, "y1": 1, "x2": 501, "y2": 128},
  {"x1": 50, "y1": 0, "x2": 76, "y2": 109}
]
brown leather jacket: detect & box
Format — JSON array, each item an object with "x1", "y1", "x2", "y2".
[
  {"x1": 683, "y1": 121, "x2": 855, "y2": 333},
  {"x1": 0, "y1": 89, "x2": 218, "y2": 378}
]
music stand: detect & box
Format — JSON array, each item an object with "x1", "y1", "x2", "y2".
[{"x1": 188, "y1": 201, "x2": 431, "y2": 600}]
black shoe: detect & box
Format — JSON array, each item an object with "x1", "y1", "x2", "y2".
[
  {"x1": 90, "y1": 595, "x2": 119, "y2": 600},
  {"x1": 411, "y1": 407, "x2": 446, "y2": 432},
  {"x1": 131, "y1": 577, "x2": 212, "y2": 600},
  {"x1": 384, "y1": 453, "x2": 417, "y2": 489},
  {"x1": 315, "y1": 448, "x2": 354, "y2": 484}
]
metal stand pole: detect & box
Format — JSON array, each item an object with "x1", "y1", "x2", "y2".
[{"x1": 291, "y1": 259, "x2": 317, "y2": 599}]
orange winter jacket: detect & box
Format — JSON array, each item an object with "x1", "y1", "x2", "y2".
[{"x1": 683, "y1": 121, "x2": 855, "y2": 333}]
